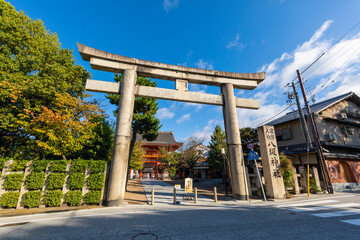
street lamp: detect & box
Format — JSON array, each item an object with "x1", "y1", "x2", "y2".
[{"x1": 221, "y1": 148, "x2": 228, "y2": 195}]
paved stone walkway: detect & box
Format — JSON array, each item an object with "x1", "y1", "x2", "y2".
[{"x1": 141, "y1": 179, "x2": 214, "y2": 205}]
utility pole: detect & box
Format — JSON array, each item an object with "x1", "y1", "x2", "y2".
[
  {"x1": 296, "y1": 69, "x2": 334, "y2": 194},
  {"x1": 292, "y1": 81, "x2": 312, "y2": 196}
]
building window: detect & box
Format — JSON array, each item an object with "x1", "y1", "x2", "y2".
[
  {"x1": 340, "y1": 125, "x2": 347, "y2": 137},
  {"x1": 346, "y1": 126, "x2": 353, "y2": 135}
]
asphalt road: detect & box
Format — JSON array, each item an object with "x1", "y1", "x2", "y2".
[{"x1": 0, "y1": 193, "x2": 359, "y2": 240}]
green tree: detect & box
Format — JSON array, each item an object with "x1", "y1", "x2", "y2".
[
  {"x1": 106, "y1": 74, "x2": 161, "y2": 181},
  {"x1": 0, "y1": 1, "x2": 95, "y2": 158},
  {"x1": 19, "y1": 93, "x2": 103, "y2": 160},
  {"x1": 239, "y1": 127, "x2": 259, "y2": 157},
  {"x1": 178, "y1": 137, "x2": 203, "y2": 178},
  {"x1": 159, "y1": 147, "x2": 181, "y2": 178},
  {"x1": 130, "y1": 141, "x2": 145, "y2": 171},
  {"x1": 207, "y1": 125, "x2": 227, "y2": 171},
  {"x1": 77, "y1": 117, "x2": 114, "y2": 161}
]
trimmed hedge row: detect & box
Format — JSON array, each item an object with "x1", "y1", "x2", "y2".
[
  {"x1": 10, "y1": 160, "x2": 28, "y2": 172},
  {"x1": 0, "y1": 160, "x2": 107, "y2": 208},
  {"x1": 26, "y1": 172, "x2": 46, "y2": 190},
  {"x1": 47, "y1": 173, "x2": 67, "y2": 190},
  {"x1": 31, "y1": 160, "x2": 50, "y2": 172},
  {"x1": 22, "y1": 191, "x2": 42, "y2": 208},
  {"x1": 0, "y1": 192, "x2": 20, "y2": 208},
  {"x1": 4, "y1": 173, "x2": 24, "y2": 190}
]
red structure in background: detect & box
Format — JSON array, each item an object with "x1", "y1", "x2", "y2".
[{"x1": 136, "y1": 131, "x2": 182, "y2": 179}]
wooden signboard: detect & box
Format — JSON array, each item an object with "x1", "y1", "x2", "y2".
[{"x1": 185, "y1": 178, "x2": 193, "y2": 193}]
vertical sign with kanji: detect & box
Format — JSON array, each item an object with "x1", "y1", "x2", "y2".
[{"x1": 257, "y1": 125, "x2": 286, "y2": 199}]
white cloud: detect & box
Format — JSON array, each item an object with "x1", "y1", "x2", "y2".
[
  {"x1": 182, "y1": 102, "x2": 203, "y2": 112},
  {"x1": 239, "y1": 19, "x2": 360, "y2": 128},
  {"x1": 195, "y1": 59, "x2": 214, "y2": 70},
  {"x1": 192, "y1": 119, "x2": 222, "y2": 143},
  {"x1": 163, "y1": 0, "x2": 179, "y2": 13},
  {"x1": 176, "y1": 113, "x2": 191, "y2": 124},
  {"x1": 156, "y1": 108, "x2": 175, "y2": 120},
  {"x1": 226, "y1": 33, "x2": 245, "y2": 50}
]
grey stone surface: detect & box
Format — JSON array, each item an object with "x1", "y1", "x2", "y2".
[
  {"x1": 78, "y1": 43, "x2": 265, "y2": 89},
  {"x1": 222, "y1": 83, "x2": 249, "y2": 200}
]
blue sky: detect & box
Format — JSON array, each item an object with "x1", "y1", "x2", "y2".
[{"x1": 10, "y1": 0, "x2": 360, "y2": 143}]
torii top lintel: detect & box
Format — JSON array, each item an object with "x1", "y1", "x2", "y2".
[{"x1": 77, "y1": 43, "x2": 265, "y2": 90}]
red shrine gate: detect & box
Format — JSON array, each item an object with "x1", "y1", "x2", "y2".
[{"x1": 136, "y1": 131, "x2": 182, "y2": 179}]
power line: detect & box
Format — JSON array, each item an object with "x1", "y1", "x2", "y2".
[
  {"x1": 285, "y1": 18, "x2": 360, "y2": 87},
  {"x1": 313, "y1": 43, "x2": 360, "y2": 96},
  {"x1": 303, "y1": 36, "x2": 360, "y2": 83},
  {"x1": 257, "y1": 105, "x2": 292, "y2": 127}
]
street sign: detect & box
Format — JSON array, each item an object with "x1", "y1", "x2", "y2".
[
  {"x1": 246, "y1": 143, "x2": 254, "y2": 150},
  {"x1": 248, "y1": 149, "x2": 259, "y2": 161},
  {"x1": 174, "y1": 184, "x2": 181, "y2": 189}
]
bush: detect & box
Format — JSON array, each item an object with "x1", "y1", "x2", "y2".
[
  {"x1": 4, "y1": 173, "x2": 24, "y2": 190},
  {"x1": 84, "y1": 191, "x2": 102, "y2": 205},
  {"x1": 70, "y1": 159, "x2": 88, "y2": 173},
  {"x1": 49, "y1": 160, "x2": 68, "y2": 173},
  {"x1": 87, "y1": 173, "x2": 105, "y2": 191},
  {"x1": 0, "y1": 192, "x2": 20, "y2": 208},
  {"x1": 43, "y1": 190, "x2": 63, "y2": 207},
  {"x1": 10, "y1": 160, "x2": 28, "y2": 172},
  {"x1": 89, "y1": 160, "x2": 106, "y2": 174},
  {"x1": 31, "y1": 160, "x2": 50, "y2": 172},
  {"x1": 67, "y1": 173, "x2": 85, "y2": 190},
  {"x1": 47, "y1": 173, "x2": 67, "y2": 190},
  {"x1": 310, "y1": 179, "x2": 321, "y2": 193},
  {"x1": 22, "y1": 191, "x2": 42, "y2": 208},
  {"x1": 280, "y1": 154, "x2": 294, "y2": 190},
  {"x1": 26, "y1": 172, "x2": 46, "y2": 190},
  {"x1": 64, "y1": 191, "x2": 82, "y2": 206}
]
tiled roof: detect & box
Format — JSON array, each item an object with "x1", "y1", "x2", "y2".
[
  {"x1": 266, "y1": 92, "x2": 358, "y2": 126},
  {"x1": 135, "y1": 131, "x2": 182, "y2": 145}
]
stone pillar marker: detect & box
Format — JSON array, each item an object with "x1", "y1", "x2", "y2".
[
  {"x1": 222, "y1": 83, "x2": 249, "y2": 200},
  {"x1": 107, "y1": 69, "x2": 137, "y2": 206},
  {"x1": 257, "y1": 125, "x2": 286, "y2": 199}
]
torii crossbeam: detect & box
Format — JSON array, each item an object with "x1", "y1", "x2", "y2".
[{"x1": 78, "y1": 43, "x2": 266, "y2": 206}]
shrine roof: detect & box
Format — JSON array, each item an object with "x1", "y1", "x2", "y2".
[{"x1": 135, "y1": 131, "x2": 183, "y2": 146}]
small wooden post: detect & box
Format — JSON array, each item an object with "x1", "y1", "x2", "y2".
[
  {"x1": 173, "y1": 188, "x2": 176, "y2": 204},
  {"x1": 194, "y1": 187, "x2": 198, "y2": 204},
  {"x1": 214, "y1": 187, "x2": 218, "y2": 203},
  {"x1": 151, "y1": 188, "x2": 155, "y2": 205}
]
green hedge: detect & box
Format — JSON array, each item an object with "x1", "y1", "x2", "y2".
[
  {"x1": 47, "y1": 173, "x2": 66, "y2": 190},
  {"x1": 22, "y1": 191, "x2": 42, "y2": 208},
  {"x1": 0, "y1": 158, "x2": 5, "y2": 171},
  {"x1": 0, "y1": 192, "x2": 20, "y2": 208},
  {"x1": 10, "y1": 160, "x2": 28, "y2": 172},
  {"x1": 4, "y1": 173, "x2": 24, "y2": 190},
  {"x1": 64, "y1": 191, "x2": 82, "y2": 206},
  {"x1": 31, "y1": 160, "x2": 50, "y2": 172},
  {"x1": 84, "y1": 191, "x2": 102, "y2": 205},
  {"x1": 70, "y1": 159, "x2": 88, "y2": 173},
  {"x1": 49, "y1": 160, "x2": 68, "y2": 172},
  {"x1": 87, "y1": 173, "x2": 105, "y2": 191},
  {"x1": 44, "y1": 190, "x2": 63, "y2": 207},
  {"x1": 89, "y1": 160, "x2": 106, "y2": 174},
  {"x1": 67, "y1": 173, "x2": 85, "y2": 190},
  {"x1": 26, "y1": 172, "x2": 46, "y2": 190}
]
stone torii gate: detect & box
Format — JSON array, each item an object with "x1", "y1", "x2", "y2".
[{"x1": 77, "y1": 43, "x2": 266, "y2": 206}]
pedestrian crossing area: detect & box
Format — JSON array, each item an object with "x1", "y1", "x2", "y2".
[{"x1": 273, "y1": 199, "x2": 360, "y2": 226}]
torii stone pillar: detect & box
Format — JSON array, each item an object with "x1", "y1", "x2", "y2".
[
  {"x1": 77, "y1": 43, "x2": 266, "y2": 205},
  {"x1": 222, "y1": 83, "x2": 248, "y2": 200},
  {"x1": 107, "y1": 69, "x2": 137, "y2": 206}
]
